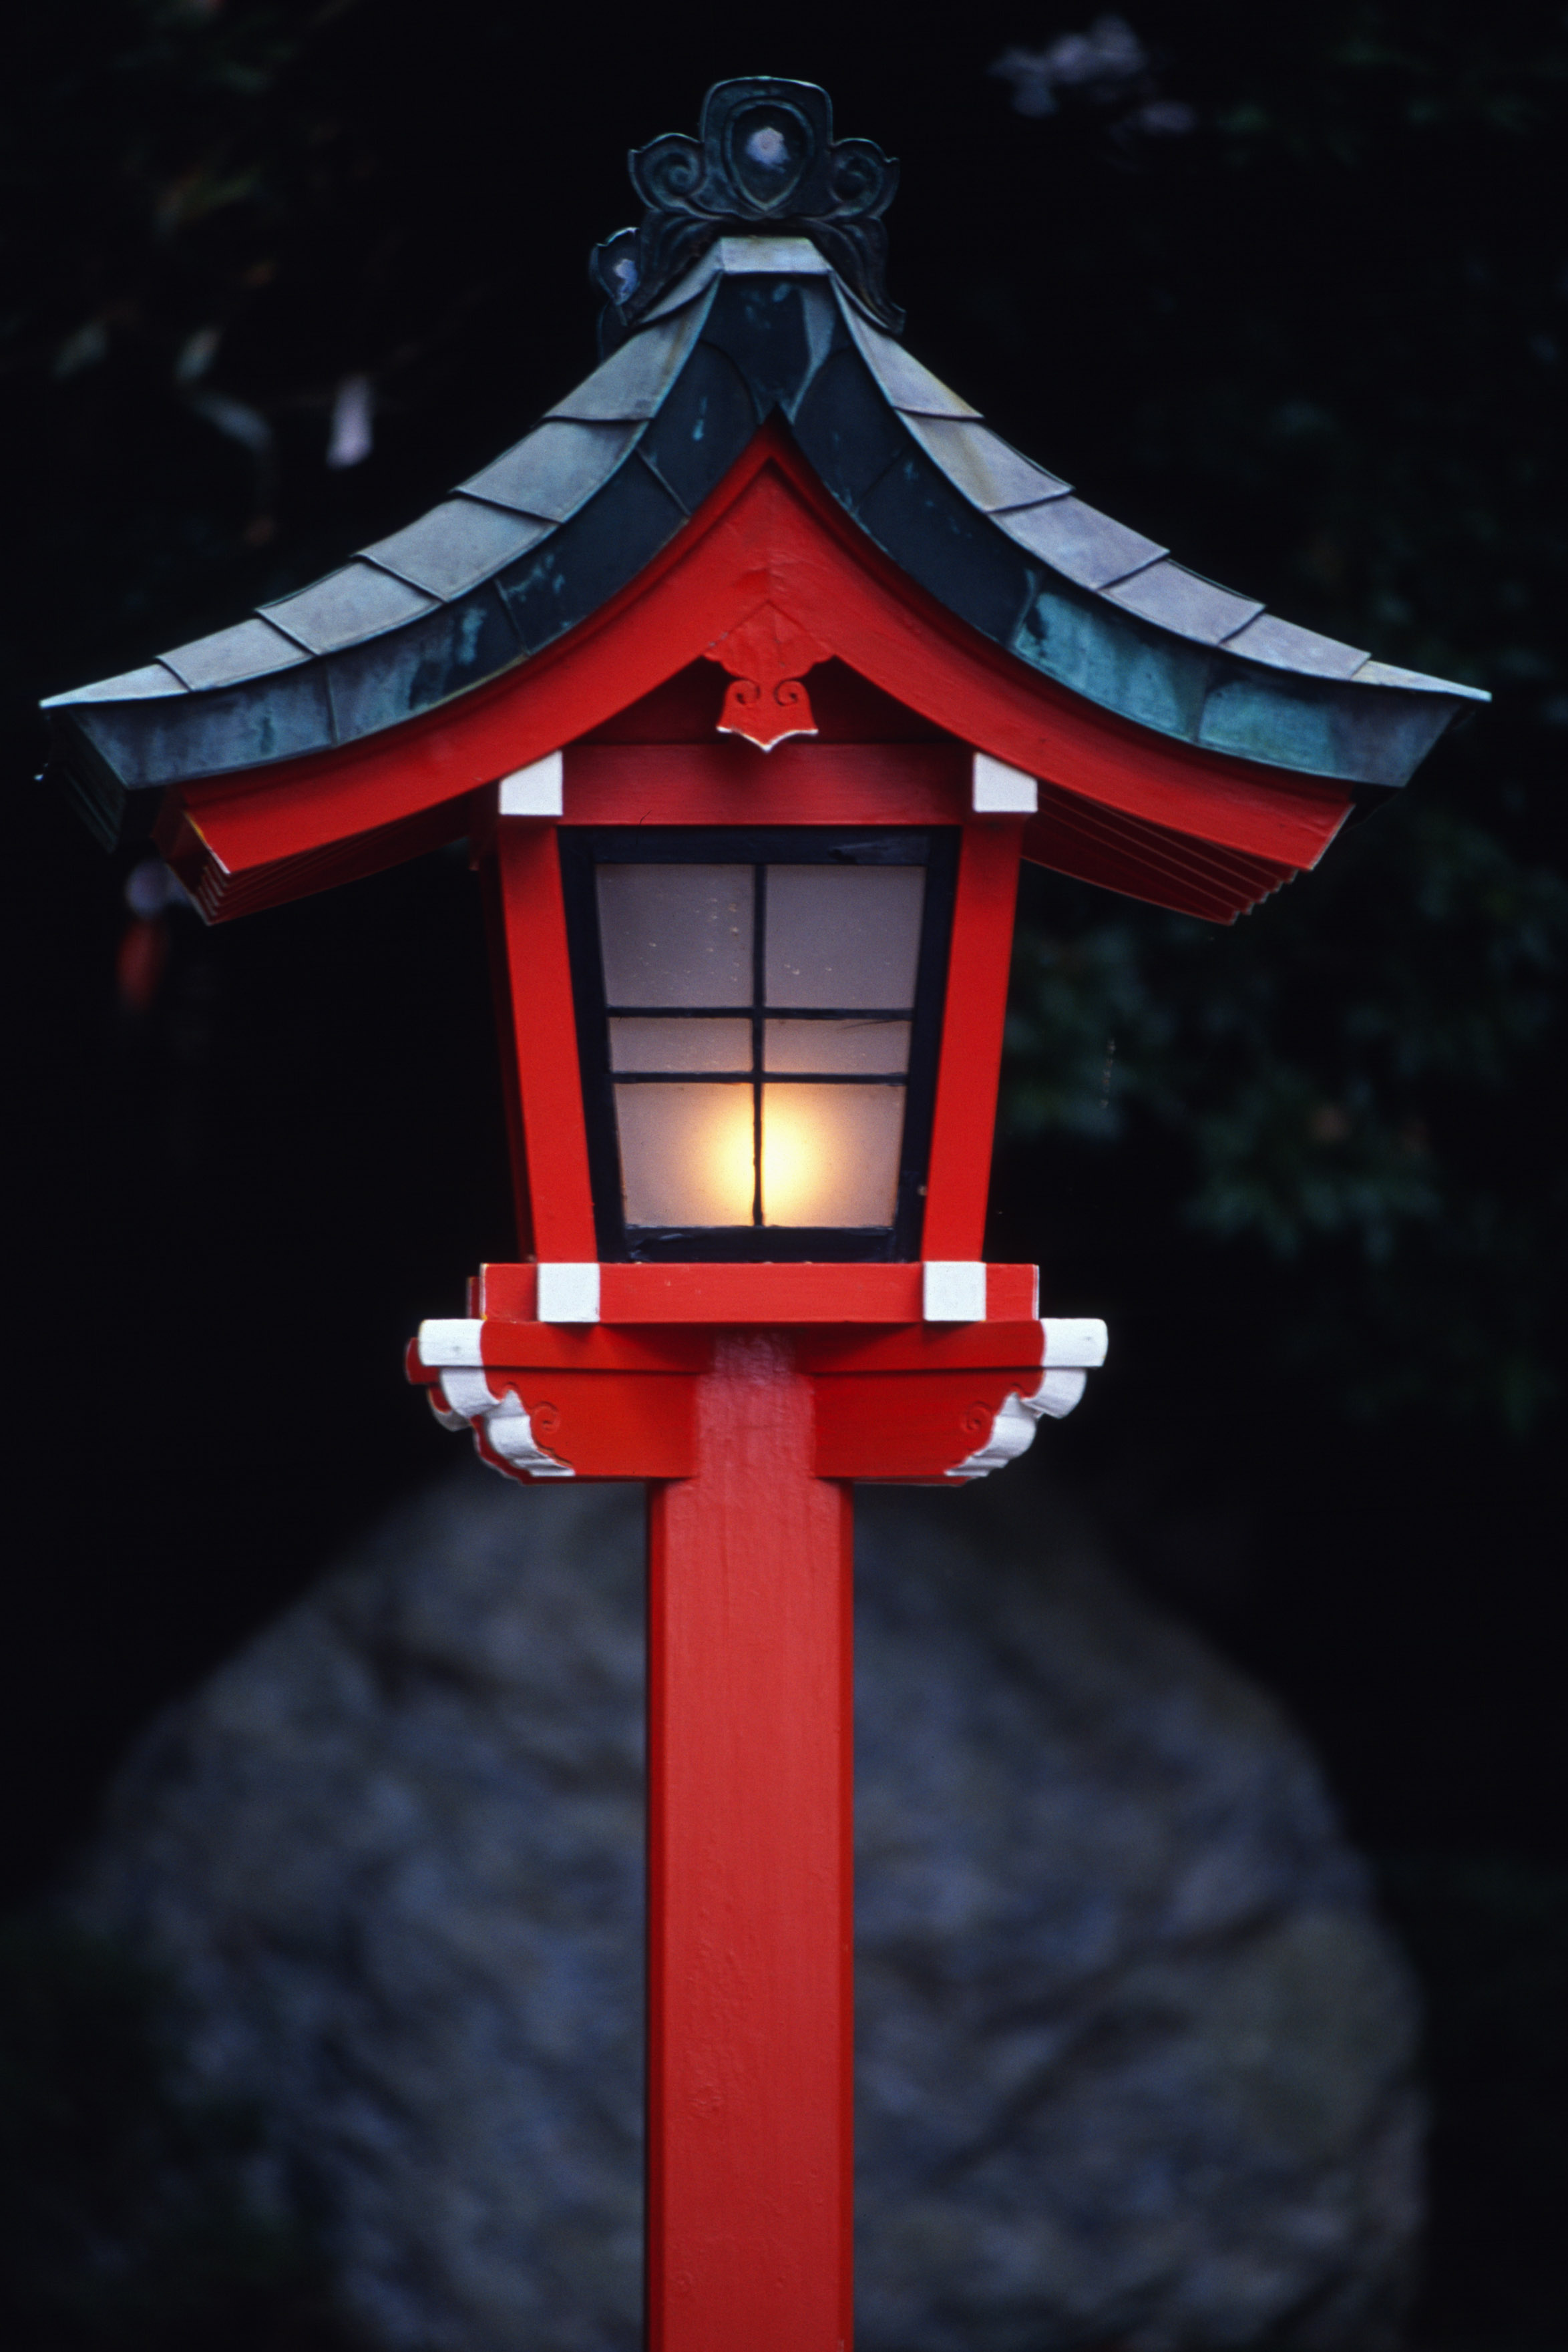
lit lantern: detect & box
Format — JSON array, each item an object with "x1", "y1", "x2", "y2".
[
  {"x1": 44, "y1": 77, "x2": 1482, "y2": 2352},
  {"x1": 574, "y1": 837, "x2": 942, "y2": 1246}
]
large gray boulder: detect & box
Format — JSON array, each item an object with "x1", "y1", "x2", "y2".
[{"x1": 71, "y1": 1466, "x2": 1420, "y2": 2351}]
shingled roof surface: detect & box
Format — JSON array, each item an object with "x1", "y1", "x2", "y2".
[{"x1": 47, "y1": 234, "x2": 1483, "y2": 843}]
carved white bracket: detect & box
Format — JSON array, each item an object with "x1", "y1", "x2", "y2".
[
  {"x1": 416, "y1": 1319, "x2": 574, "y2": 1480},
  {"x1": 947, "y1": 1316, "x2": 1109, "y2": 1481}
]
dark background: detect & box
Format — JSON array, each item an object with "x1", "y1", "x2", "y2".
[{"x1": 2, "y1": 5, "x2": 1564, "y2": 2345}]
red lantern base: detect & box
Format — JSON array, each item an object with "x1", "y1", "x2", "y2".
[{"x1": 408, "y1": 1264, "x2": 1105, "y2": 2349}]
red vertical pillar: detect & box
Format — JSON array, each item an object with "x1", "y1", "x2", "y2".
[{"x1": 645, "y1": 1332, "x2": 855, "y2": 2352}]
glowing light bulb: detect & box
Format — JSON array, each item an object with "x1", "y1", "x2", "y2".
[
  {"x1": 762, "y1": 1086, "x2": 904, "y2": 1227},
  {"x1": 616, "y1": 1084, "x2": 755, "y2": 1226}
]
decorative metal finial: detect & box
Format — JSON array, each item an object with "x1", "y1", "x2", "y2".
[{"x1": 590, "y1": 77, "x2": 902, "y2": 333}]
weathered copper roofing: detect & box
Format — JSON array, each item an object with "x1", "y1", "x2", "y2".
[{"x1": 45, "y1": 89, "x2": 1484, "y2": 849}]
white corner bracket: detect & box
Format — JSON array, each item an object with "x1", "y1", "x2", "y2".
[
  {"x1": 498, "y1": 749, "x2": 564, "y2": 817},
  {"x1": 924, "y1": 1261, "x2": 988, "y2": 1323},
  {"x1": 948, "y1": 1315, "x2": 1110, "y2": 1480},
  {"x1": 972, "y1": 751, "x2": 1038, "y2": 814},
  {"x1": 415, "y1": 1319, "x2": 574, "y2": 1480},
  {"x1": 536, "y1": 1261, "x2": 601, "y2": 1324}
]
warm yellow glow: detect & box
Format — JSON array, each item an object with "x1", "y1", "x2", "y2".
[
  {"x1": 614, "y1": 1079, "x2": 908, "y2": 1230},
  {"x1": 615, "y1": 1083, "x2": 755, "y2": 1227},
  {"x1": 761, "y1": 1085, "x2": 904, "y2": 1227}
]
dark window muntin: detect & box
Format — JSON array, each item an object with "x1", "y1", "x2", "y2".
[{"x1": 559, "y1": 826, "x2": 958, "y2": 1263}]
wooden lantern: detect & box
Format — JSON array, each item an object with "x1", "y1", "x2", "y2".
[{"x1": 44, "y1": 77, "x2": 1481, "y2": 2352}]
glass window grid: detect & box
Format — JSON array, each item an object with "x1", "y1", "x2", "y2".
[{"x1": 561, "y1": 827, "x2": 956, "y2": 1263}]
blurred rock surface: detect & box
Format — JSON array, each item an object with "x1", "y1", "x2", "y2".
[{"x1": 71, "y1": 1467, "x2": 1420, "y2": 2351}]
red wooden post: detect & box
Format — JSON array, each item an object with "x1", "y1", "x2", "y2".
[{"x1": 646, "y1": 1334, "x2": 854, "y2": 2352}]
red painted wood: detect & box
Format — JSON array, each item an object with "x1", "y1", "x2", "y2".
[
  {"x1": 154, "y1": 433, "x2": 1350, "y2": 925},
  {"x1": 602, "y1": 1262, "x2": 923, "y2": 1323},
  {"x1": 922, "y1": 819, "x2": 1026, "y2": 1261},
  {"x1": 467, "y1": 1261, "x2": 1039, "y2": 1325},
  {"x1": 409, "y1": 1314, "x2": 1063, "y2": 1479},
  {"x1": 469, "y1": 1259, "x2": 1038, "y2": 1324},
  {"x1": 486, "y1": 827, "x2": 597, "y2": 1261},
  {"x1": 1033, "y1": 780, "x2": 1295, "y2": 900},
  {"x1": 583, "y1": 658, "x2": 946, "y2": 745},
  {"x1": 479, "y1": 1324, "x2": 714, "y2": 1373},
  {"x1": 479, "y1": 851, "x2": 534, "y2": 1261},
  {"x1": 477, "y1": 1261, "x2": 538, "y2": 1318},
  {"x1": 1022, "y1": 788, "x2": 1298, "y2": 928},
  {"x1": 408, "y1": 1318, "x2": 1059, "y2": 1481},
  {"x1": 410, "y1": 1324, "x2": 714, "y2": 1377},
  {"x1": 564, "y1": 739, "x2": 966, "y2": 827},
  {"x1": 813, "y1": 1368, "x2": 1026, "y2": 1479},
  {"x1": 592, "y1": 1261, "x2": 1036, "y2": 1324},
  {"x1": 794, "y1": 1320, "x2": 1044, "y2": 1374},
  {"x1": 465, "y1": 1370, "x2": 695, "y2": 1479},
  {"x1": 984, "y1": 1263, "x2": 1039, "y2": 1319},
  {"x1": 646, "y1": 1334, "x2": 854, "y2": 2352},
  {"x1": 156, "y1": 794, "x2": 473, "y2": 924}
]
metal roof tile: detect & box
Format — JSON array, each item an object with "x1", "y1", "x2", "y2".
[
  {"x1": 459, "y1": 418, "x2": 642, "y2": 522},
  {"x1": 901, "y1": 415, "x2": 1070, "y2": 513},
  {"x1": 837, "y1": 300, "x2": 980, "y2": 418},
  {"x1": 703, "y1": 273, "x2": 823, "y2": 419},
  {"x1": 642, "y1": 235, "x2": 832, "y2": 321},
  {"x1": 325, "y1": 588, "x2": 522, "y2": 743},
  {"x1": 1105, "y1": 560, "x2": 1264, "y2": 646},
  {"x1": 363, "y1": 499, "x2": 554, "y2": 601},
  {"x1": 996, "y1": 496, "x2": 1167, "y2": 592},
  {"x1": 718, "y1": 234, "x2": 832, "y2": 275},
  {"x1": 497, "y1": 453, "x2": 686, "y2": 656},
  {"x1": 41, "y1": 661, "x2": 188, "y2": 707},
  {"x1": 261, "y1": 562, "x2": 439, "y2": 656},
  {"x1": 1221, "y1": 612, "x2": 1369, "y2": 681},
  {"x1": 1350, "y1": 656, "x2": 1490, "y2": 702},
  {"x1": 857, "y1": 454, "x2": 1037, "y2": 648},
  {"x1": 63, "y1": 664, "x2": 335, "y2": 781},
  {"x1": 159, "y1": 617, "x2": 313, "y2": 691},
  {"x1": 1014, "y1": 580, "x2": 1211, "y2": 741},
  {"x1": 638, "y1": 341, "x2": 758, "y2": 513},
  {"x1": 792, "y1": 344, "x2": 912, "y2": 506},
  {"x1": 546, "y1": 290, "x2": 716, "y2": 421}
]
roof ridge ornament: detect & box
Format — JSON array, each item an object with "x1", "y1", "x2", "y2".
[{"x1": 591, "y1": 77, "x2": 902, "y2": 335}]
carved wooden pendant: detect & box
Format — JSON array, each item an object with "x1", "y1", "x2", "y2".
[{"x1": 709, "y1": 600, "x2": 831, "y2": 749}]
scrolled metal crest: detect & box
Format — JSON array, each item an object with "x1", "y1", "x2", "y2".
[{"x1": 591, "y1": 77, "x2": 902, "y2": 333}]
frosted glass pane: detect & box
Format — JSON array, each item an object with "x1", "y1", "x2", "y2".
[
  {"x1": 764, "y1": 1018, "x2": 911, "y2": 1074},
  {"x1": 765, "y1": 865, "x2": 925, "y2": 1009},
  {"x1": 610, "y1": 1018, "x2": 753, "y2": 1072},
  {"x1": 761, "y1": 1084, "x2": 905, "y2": 1227},
  {"x1": 598, "y1": 865, "x2": 753, "y2": 1006},
  {"x1": 615, "y1": 1083, "x2": 755, "y2": 1226}
]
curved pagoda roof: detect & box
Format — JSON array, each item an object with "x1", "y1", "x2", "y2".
[{"x1": 45, "y1": 79, "x2": 1483, "y2": 904}]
